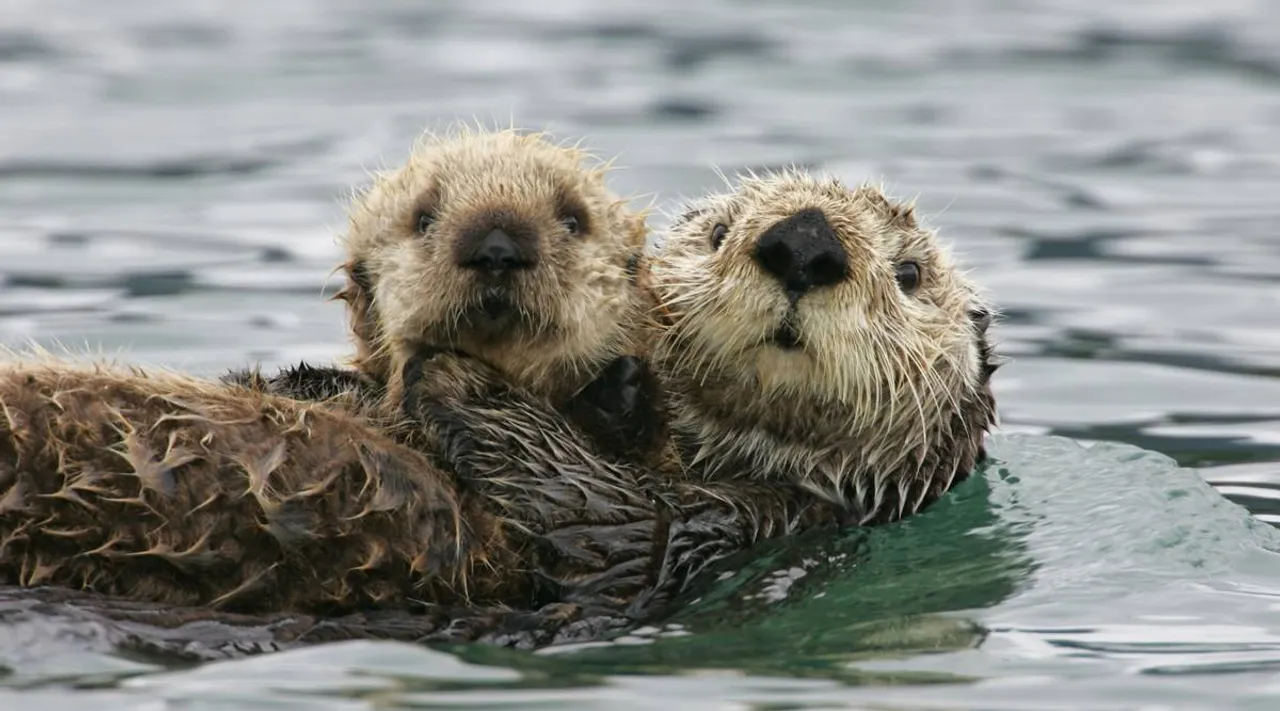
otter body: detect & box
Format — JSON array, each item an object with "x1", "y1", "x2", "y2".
[{"x1": 0, "y1": 354, "x2": 834, "y2": 632}]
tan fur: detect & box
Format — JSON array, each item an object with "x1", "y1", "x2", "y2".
[
  {"x1": 331, "y1": 125, "x2": 654, "y2": 406},
  {"x1": 649, "y1": 170, "x2": 999, "y2": 523},
  {"x1": 0, "y1": 352, "x2": 531, "y2": 615}
]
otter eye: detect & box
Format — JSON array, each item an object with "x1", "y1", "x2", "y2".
[
  {"x1": 710, "y1": 223, "x2": 728, "y2": 250},
  {"x1": 895, "y1": 261, "x2": 921, "y2": 294},
  {"x1": 561, "y1": 214, "x2": 581, "y2": 235},
  {"x1": 415, "y1": 210, "x2": 435, "y2": 234}
]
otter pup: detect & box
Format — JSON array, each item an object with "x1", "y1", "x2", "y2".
[
  {"x1": 231, "y1": 126, "x2": 664, "y2": 465},
  {"x1": 0, "y1": 126, "x2": 670, "y2": 621}
]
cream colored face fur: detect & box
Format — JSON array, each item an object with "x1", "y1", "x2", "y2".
[
  {"x1": 341, "y1": 128, "x2": 648, "y2": 398},
  {"x1": 650, "y1": 170, "x2": 993, "y2": 508}
]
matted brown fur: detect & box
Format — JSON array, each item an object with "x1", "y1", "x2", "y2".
[
  {"x1": 0, "y1": 350, "x2": 839, "y2": 628},
  {"x1": 648, "y1": 170, "x2": 1000, "y2": 525},
  {"x1": 0, "y1": 355, "x2": 529, "y2": 615},
  {"x1": 332, "y1": 125, "x2": 654, "y2": 409}
]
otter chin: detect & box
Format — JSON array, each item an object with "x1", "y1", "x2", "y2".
[{"x1": 650, "y1": 171, "x2": 999, "y2": 525}]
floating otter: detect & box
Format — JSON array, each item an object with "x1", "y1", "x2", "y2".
[{"x1": 0, "y1": 352, "x2": 829, "y2": 632}]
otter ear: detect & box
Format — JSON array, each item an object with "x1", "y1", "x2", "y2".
[
  {"x1": 858, "y1": 186, "x2": 918, "y2": 230},
  {"x1": 888, "y1": 202, "x2": 918, "y2": 230},
  {"x1": 969, "y1": 306, "x2": 1003, "y2": 382},
  {"x1": 624, "y1": 207, "x2": 650, "y2": 250},
  {"x1": 968, "y1": 307, "x2": 993, "y2": 335}
]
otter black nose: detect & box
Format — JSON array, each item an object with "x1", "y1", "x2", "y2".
[
  {"x1": 753, "y1": 208, "x2": 849, "y2": 297},
  {"x1": 460, "y1": 229, "x2": 535, "y2": 272}
]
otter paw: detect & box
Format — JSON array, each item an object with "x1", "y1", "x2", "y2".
[
  {"x1": 399, "y1": 346, "x2": 508, "y2": 420},
  {"x1": 397, "y1": 350, "x2": 499, "y2": 482},
  {"x1": 568, "y1": 355, "x2": 662, "y2": 459},
  {"x1": 573, "y1": 354, "x2": 647, "y2": 420}
]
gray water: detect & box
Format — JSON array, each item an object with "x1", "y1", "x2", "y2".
[{"x1": 4, "y1": 0, "x2": 1280, "y2": 707}]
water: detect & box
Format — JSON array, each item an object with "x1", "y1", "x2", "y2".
[{"x1": 3, "y1": 0, "x2": 1280, "y2": 707}]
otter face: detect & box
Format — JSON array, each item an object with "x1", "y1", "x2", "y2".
[
  {"x1": 338, "y1": 128, "x2": 648, "y2": 398},
  {"x1": 651, "y1": 171, "x2": 997, "y2": 521}
]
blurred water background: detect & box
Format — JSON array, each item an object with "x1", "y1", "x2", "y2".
[{"x1": 5, "y1": 0, "x2": 1280, "y2": 708}]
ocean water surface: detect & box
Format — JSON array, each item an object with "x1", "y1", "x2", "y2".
[{"x1": 4, "y1": 0, "x2": 1280, "y2": 707}]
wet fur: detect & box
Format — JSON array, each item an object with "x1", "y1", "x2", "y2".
[
  {"x1": 0, "y1": 168, "x2": 997, "y2": 641},
  {"x1": 0, "y1": 355, "x2": 526, "y2": 615},
  {"x1": 212, "y1": 171, "x2": 1000, "y2": 621},
  {"x1": 230, "y1": 126, "x2": 672, "y2": 463},
  {"x1": 379, "y1": 171, "x2": 1001, "y2": 612}
]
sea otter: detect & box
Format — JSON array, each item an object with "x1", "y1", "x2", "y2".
[
  {"x1": 0, "y1": 352, "x2": 828, "y2": 630},
  {"x1": 228, "y1": 125, "x2": 666, "y2": 466}
]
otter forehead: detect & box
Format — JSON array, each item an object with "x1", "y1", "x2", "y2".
[
  {"x1": 350, "y1": 131, "x2": 606, "y2": 247},
  {"x1": 667, "y1": 175, "x2": 927, "y2": 266}
]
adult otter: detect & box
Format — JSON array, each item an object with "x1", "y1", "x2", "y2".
[
  {"x1": 228, "y1": 126, "x2": 666, "y2": 465},
  {"x1": 0, "y1": 352, "x2": 825, "y2": 632}
]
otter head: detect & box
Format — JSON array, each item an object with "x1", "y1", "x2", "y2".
[
  {"x1": 335, "y1": 127, "x2": 650, "y2": 402},
  {"x1": 650, "y1": 170, "x2": 999, "y2": 524}
]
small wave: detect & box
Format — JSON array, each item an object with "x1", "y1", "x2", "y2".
[
  {"x1": 0, "y1": 31, "x2": 60, "y2": 62},
  {"x1": 0, "y1": 157, "x2": 276, "y2": 181}
]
